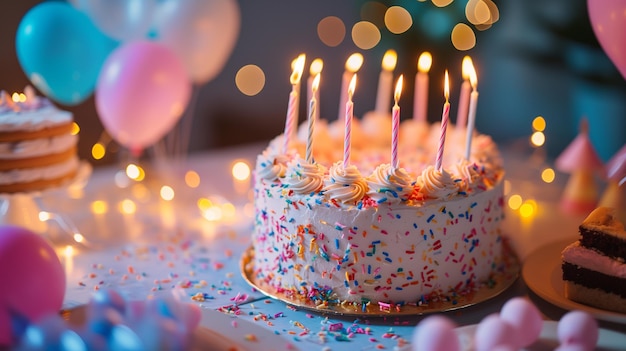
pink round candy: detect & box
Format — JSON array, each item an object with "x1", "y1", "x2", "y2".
[
  {"x1": 412, "y1": 315, "x2": 460, "y2": 351},
  {"x1": 499, "y1": 297, "x2": 543, "y2": 347},
  {"x1": 0, "y1": 225, "x2": 65, "y2": 346},
  {"x1": 557, "y1": 311, "x2": 598, "y2": 350},
  {"x1": 474, "y1": 314, "x2": 516, "y2": 351}
]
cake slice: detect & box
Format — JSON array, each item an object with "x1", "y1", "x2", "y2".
[{"x1": 561, "y1": 207, "x2": 626, "y2": 313}]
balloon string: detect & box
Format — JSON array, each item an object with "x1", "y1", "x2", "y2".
[{"x1": 177, "y1": 84, "x2": 200, "y2": 160}]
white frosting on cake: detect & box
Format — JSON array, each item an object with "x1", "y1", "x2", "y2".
[
  {"x1": 562, "y1": 241, "x2": 626, "y2": 278},
  {"x1": 0, "y1": 134, "x2": 77, "y2": 159},
  {"x1": 252, "y1": 117, "x2": 505, "y2": 305},
  {"x1": 0, "y1": 157, "x2": 79, "y2": 185},
  {"x1": 0, "y1": 105, "x2": 72, "y2": 132}
]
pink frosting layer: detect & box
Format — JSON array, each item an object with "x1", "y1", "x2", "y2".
[{"x1": 562, "y1": 241, "x2": 626, "y2": 278}]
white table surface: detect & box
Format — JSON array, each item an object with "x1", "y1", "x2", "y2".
[{"x1": 29, "y1": 141, "x2": 625, "y2": 350}]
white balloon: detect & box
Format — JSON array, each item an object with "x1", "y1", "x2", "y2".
[
  {"x1": 74, "y1": 0, "x2": 156, "y2": 41},
  {"x1": 153, "y1": 0, "x2": 241, "y2": 84}
]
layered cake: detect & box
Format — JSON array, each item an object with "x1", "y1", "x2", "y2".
[
  {"x1": 561, "y1": 207, "x2": 626, "y2": 313},
  {"x1": 251, "y1": 114, "x2": 506, "y2": 308},
  {"x1": 0, "y1": 87, "x2": 79, "y2": 193}
]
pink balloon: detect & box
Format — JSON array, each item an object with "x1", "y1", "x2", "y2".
[
  {"x1": 0, "y1": 225, "x2": 65, "y2": 346},
  {"x1": 96, "y1": 41, "x2": 191, "y2": 151},
  {"x1": 588, "y1": 0, "x2": 626, "y2": 79}
]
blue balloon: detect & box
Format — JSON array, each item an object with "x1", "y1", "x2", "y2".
[{"x1": 15, "y1": 2, "x2": 117, "y2": 105}]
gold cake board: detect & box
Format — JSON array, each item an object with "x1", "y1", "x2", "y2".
[{"x1": 240, "y1": 240, "x2": 520, "y2": 317}]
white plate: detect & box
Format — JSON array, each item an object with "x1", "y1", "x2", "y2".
[
  {"x1": 193, "y1": 308, "x2": 299, "y2": 351},
  {"x1": 454, "y1": 321, "x2": 626, "y2": 351},
  {"x1": 522, "y1": 239, "x2": 626, "y2": 324}
]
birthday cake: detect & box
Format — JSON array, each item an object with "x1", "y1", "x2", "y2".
[
  {"x1": 0, "y1": 87, "x2": 79, "y2": 193},
  {"x1": 251, "y1": 114, "x2": 506, "y2": 308}
]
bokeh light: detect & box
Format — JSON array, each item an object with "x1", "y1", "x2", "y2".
[
  {"x1": 531, "y1": 131, "x2": 546, "y2": 147},
  {"x1": 125, "y1": 164, "x2": 145, "y2": 181},
  {"x1": 432, "y1": 0, "x2": 454, "y2": 8},
  {"x1": 532, "y1": 116, "x2": 546, "y2": 132},
  {"x1": 508, "y1": 194, "x2": 522, "y2": 210},
  {"x1": 71, "y1": 122, "x2": 80, "y2": 135},
  {"x1": 384, "y1": 6, "x2": 413, "y2": 34},
  {"x1": 160, "y1": 185, "x2": 175, "y2": 201},
  {"x1": 451, "y1": 23, "x2": 476, "y2": 51},
  {"x1": 119, "y1": 199, "x2": 136, "y2": 215},
  {"x1": 131, "y1": 183, "x2": 149, "y2": 200},
  {"x1": 519, "y1": 203, "x2": 534, "y2": 218},
  {"x1": 185, "y1": 170, "x2": 201, "y2": 188},
  {"x1": 232, "y1": 161, "x2": 251, "y2": 181},
  {"x1": 235, "y1": 65, "x2": 265, "y2": 96},
  {"x1": 91, "y1": 200, "x2": 108, "y2": 215},
  {"x1": 317, "y1": 16, "x2": 346, "y2": 47},
  {"x1": 541, "y1": 168, "x2": 556, "y2": 183},
  {"x1": 352, "y1": 21, "x2": 381, "y2": 50},
  {"x1": 92, "y1": 143, "x2": 106, "y2": 160}
]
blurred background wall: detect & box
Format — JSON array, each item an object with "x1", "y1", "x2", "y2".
[{"x1": 1, "y1": 0, "x2": 624, "y2": 166}]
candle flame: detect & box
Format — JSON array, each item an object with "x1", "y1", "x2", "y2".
[
  {"x1": 348, "y1": 73, "x2": 357, "y2": 99},
  {"x1": 394, "y1": 75, "x2": 403, "y2": 103},
  {"x1": 382, "y1": 49, "x2": 397, "y2": 71},
  {"x1": 444, "y1": 70, "x2": 450, "y2": 102},
  {"x1": 469, "y1": 64, "x2": 478, "y2": 90},
  {"x1": 418, "y1": 52, "x2": 432, "y2": 73},
  {"x1": 346, "y1": 53, "x2": 364, "y2": 73},
  {"x1": 310, "y1": 58, "x2": 324, "y2": 75},
  {"x1": 290, "y1": 54, "x2": 306, "y2": 85},
  {"x1": 312, "y1": 73, "x2": 321, "y2": 92},
  {"x1": 461, "y1": 56, "x2": 473, "y2": 80}
]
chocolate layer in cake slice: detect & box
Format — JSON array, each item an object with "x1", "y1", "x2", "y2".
[{"x1": 561, "y1": 207, "x2": 626, "y2": 313}]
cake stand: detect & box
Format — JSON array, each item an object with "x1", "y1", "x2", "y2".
[{"x1": 0, "y1": 162, "x2": 92, "y2": 240}]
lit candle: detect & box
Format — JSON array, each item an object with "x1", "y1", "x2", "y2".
[
  {"x1": 435, "y1": 70, "x2": 450, "y2": 171},
  {"x1": 344, "y1": 74, "x2": 357, "y2": 169},
  {"x1": 456, "y1": 56, "x2": 473, "y2": 130},
  {"x1": 63, "y1": 245, "x2": 75, "y2": 276},
  {"x1": 307, "y1": 59, "x2": 323, "y2": 122},
  {"x1": 307, "y1": 73, "x2": 321, "y2": 163},
  {"x1": 338, "y1": 53, "x2": 363, "y2": 121},
  {"x1": 413, "y1": 52, "x2": 432, "y2": 122},
  {"x1": 283, "y1": 54, "x2": 306, "y2": 153},
  {"x1": 391, "y1": 75, "x2": 403, "y2": 169},
  {"x1": 464, "y1": 66, "x2": 479, "y2": 160},
  {"x1": 375, "y1": 49, "x2": 397, "y2": 114}
]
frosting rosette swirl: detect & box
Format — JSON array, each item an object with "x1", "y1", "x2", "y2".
[
  {"x1": 417, "y1": 165, "x2": 458, "y2": 199},
  {"x1": 366, "y1": 164, "x2": 414, "y2": 203},
  {"x1": 256, "y1": 151, "x2": 288, "y2": 181},
  {"x1": 285, "y1": 158, "x2": 327, "y2": 195},
  {"x1": 453, "y1": 160, "x2": 483, "y2": 193},
  {"x1": 323, "y1": 161, "x2": 368, "y2": 204}
]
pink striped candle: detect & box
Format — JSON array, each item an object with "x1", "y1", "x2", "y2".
[
  {"x1": 343, "y1": 74, "x2": 357, "y2": 169},
  {"x1": 464, "y1": 67, "x2": 478, "y2": 160},
  {"x1": 435, "y1": 70, "x2": 450, "y2": 171},
  {"x1": 283, "y1": 54, "x2": 306, "y2": 153},
  {"x1": 307, "y1": 59, "x2": 323, "y2": 123},
  {"x1": 456, "y1": 56, "x2": 473, "y2": 130},
  {"x1": 306, "y1": 73, "x2": 320, "y2": 163},
  {"x1": 338, "y1": 53, "x2": 363, "y2": 121},
  {"x1": 413, "y1": 52, "x2": 432, "y2": 122},
  {"x1": 391, "y1": 75, "x2": 403, "y2": 169}
]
